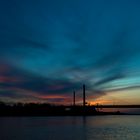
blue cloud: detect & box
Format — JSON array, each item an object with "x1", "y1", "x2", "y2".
[{"x1": 0, "y1": 0, "x2": 140, "y2": 103}]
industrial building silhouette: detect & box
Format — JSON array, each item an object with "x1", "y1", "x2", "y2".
[{"x1": 0, "y1": 84, "x2": 139, "y2": 116}]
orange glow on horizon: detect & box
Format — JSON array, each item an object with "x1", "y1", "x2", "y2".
[
  {"x1": 89, "y1": 99, "x2": 113, "y2": 105},
  {"x1": 0, "y1": 84, "x2": 140, "y2": 105}
]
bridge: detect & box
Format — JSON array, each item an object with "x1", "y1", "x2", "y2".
[
  {"x1": 94, "y1": 105, "x2": 140, "y2": 108},
  {"x1": 73, "y1": 84, "x2": 140, "y2": 109}
]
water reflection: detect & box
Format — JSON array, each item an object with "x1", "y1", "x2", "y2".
[{"x1": 0, "y1": 116, "x2": 140, "y2": 140}]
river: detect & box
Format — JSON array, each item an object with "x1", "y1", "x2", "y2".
[{"x1": 0, "y1": 115, "x2": 140, "y2": 140}]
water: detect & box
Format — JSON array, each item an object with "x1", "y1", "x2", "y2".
[{"x1": 0, "y1": 116, "x2": 140, "y2": 140}]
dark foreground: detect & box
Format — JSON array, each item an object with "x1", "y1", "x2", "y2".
[{"x1": 0, "y1": 102, "x2": 125, "y2": 116}]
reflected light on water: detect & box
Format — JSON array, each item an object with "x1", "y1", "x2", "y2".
[{"x1": 0, "y1": 116, "x2": 140, "y2": 140}]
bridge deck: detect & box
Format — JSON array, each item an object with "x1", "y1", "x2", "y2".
[{"x1": 95, "y1": 105, "x2": 140, "y2": 108}]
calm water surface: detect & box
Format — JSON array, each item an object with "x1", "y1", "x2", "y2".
[{"x1": 0, "y1": 115, "x2": 140, "y2": 140}]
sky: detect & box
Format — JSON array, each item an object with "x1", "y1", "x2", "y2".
[{"x1": 0, "y1": 0, "x2": 140, "y2": 105}]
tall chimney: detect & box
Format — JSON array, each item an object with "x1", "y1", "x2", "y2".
[
  {"x1": 83, "y1": 84, "x2": 86, "y2": 107},
  {"x1": 73, "y1": 91, "x2": 75, "y2": 106}
]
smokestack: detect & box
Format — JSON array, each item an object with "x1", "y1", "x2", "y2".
[
  {"x1": 83, "y1": 84, "x2": 86, "y2": 107},
  {"x1": 73, "y1": 91, "x2": 75, "y2": 106}
]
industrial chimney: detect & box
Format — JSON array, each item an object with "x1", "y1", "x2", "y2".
[
  {"x1": 83, "y1": 84, "x2": 86, "y2": 107},
  {"x1": 73, "y1": 91, "x2": 75, "y2": 106}
]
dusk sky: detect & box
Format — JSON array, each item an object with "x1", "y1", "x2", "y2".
[{"x1": 0, "y1": 0, "x2": 140, "y2": 105}]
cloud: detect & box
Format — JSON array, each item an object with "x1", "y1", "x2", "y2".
[
  {"x1": 0, "y1": 63, "x2": 83, "y2": 103},
  {"x1": 0, "y1": 0, "x2": 140, "y2": 104}
]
